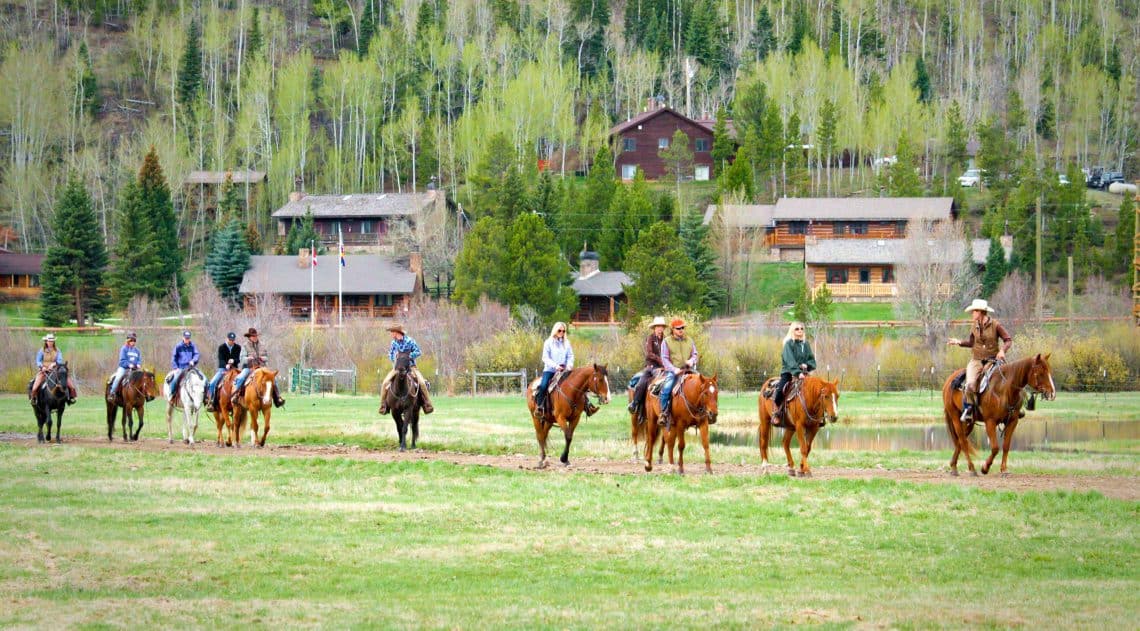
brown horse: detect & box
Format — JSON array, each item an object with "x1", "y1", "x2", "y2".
[
  {"x1": 212, "y1": 368, "x2": 239, "y2": 447},
  {"x1": 941, "y1": 354, "x2": 1056, "y2": 476},
  {"x1": 628, "y1": 376, "x2": 665, "y2": 465},
  {"x1": 757, "y1": 376, "x2": 840, "y2": 477},
  {"x1": 233, "y1": 367, "x2": 279, "y2": 448},
  {"x1": 640, "y1": 372, "x2": 720, "y2": 474},
  {"x1": 105, "y1": 369, "x2": 157, "y2": 442},
  {"x1": 526, "y1": 364, "x2": 611, "y2": 469}
]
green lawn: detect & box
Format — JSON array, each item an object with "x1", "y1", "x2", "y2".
[
  {"x1": 739, "y1": 261, "x2": 803, "y2": 311},
  {"x1": 0, "y1": 299, "x2": 40, "y2": 325},
  {"x1": 829, "y1": 302, "x2": 896, "y2": 321}
]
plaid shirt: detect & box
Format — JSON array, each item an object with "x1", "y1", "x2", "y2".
[{"x1": 388, "y1": 335, "x2": 422, "y2": 366}]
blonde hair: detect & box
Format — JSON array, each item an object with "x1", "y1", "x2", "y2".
[
  {"x1": 549, "y1": 322, "x2": 567, "y2": 339},
  {"x1": 783, "y1": 321, "x2": 805, "y2": 344}
]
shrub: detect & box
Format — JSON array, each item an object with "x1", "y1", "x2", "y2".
[
  {"x1": 463, "y1": 328, "x2": 542, "y2": 393},
  {"x1": 1066, "y1": 344, "x2": 1129, "y2": 392}
]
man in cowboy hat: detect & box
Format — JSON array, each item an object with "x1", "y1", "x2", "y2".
[
  {"x1": 107, "y1": 331, "x2": 142, "y2": 403},
  {"x1": 947, "y1": 298, "x2": 1013, "y2": 422},
  {"x1": 627, "y1": 316, "x2": 668, "y2": 418},
  {"x1": 378, "y1": 324, "x2": 434, "y2": 415},
  {"x1": 167, "y1": 330, "x2": 200, "y2": 397},
  {"x1": 230, "y1": 327, "x2": 285, "y2": 408},
  {"x1": 658, "y1": 317, "x2": 699, "y2": 429}
]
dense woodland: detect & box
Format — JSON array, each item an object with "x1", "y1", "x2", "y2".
[{"x1": 1, "y1": 0, "x2": 1137, "y2": 323}]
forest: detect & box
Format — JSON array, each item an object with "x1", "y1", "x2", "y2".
[{"x1": 0, "y1": 0, "x2": 1137, "y2": 322}]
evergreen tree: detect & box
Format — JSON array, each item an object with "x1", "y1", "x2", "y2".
[
  {"x1": 177, "y1": 20, "x2": 203, "y2": 106},
  {"x1": 624, "y1": 222, "x2": 703, "y2": 317},
  {"x1": 453, "y1": 217, "x2": 508, "y2": 309},
  {"x1": 284, "y1": 208, "x2": 323, "y2": 255},
  {"x1": 944, "y1": 100, "x2": 968, "y2": 170},
  {"x1": 976, "y1": 117, "x2": 1018, "y2": 202},
  {"x1": 1105, "y1": 41, "x2": 1121, "y2": 85},
  {"x1": 817, "y1": 99, "x2": 838, "y2": 193},
  {"x1": 108, "y1": 181, "x2": 166, "y2": 305},
  {"x1": 246, "y1": 7, "x2": 263, "y2": 60},
  {"x1": 757, "y1": 103, "x2": 784, "y2": 194},
  {"x1": 356, "y1": 2, "x2": 376, "y2": 58},
  {"x1": 533, "y1": 171, "x2": 559, "y2": 233},
  {"x1": 77, "y1": 41, "x2": 100, "y2": 116},
  {"x1": 710, "y1": 107, "x2": 734, "y2": 174},
  {"x1": 786, "y1": 0, "x2": 811, "y2": 55},
  {"x1": 658, "y1": 129, "x2": 694, "y2": 197},
  {"x1": 493, "y1": 166, "x2": 530, "y2": 223},
  {"x1": 501, "y1": 213, "x2": 576, "y2": 322},
  {"x1": 980, "y1": 235, "x2": 1009, "y2": 298},
  {"x1": 563, "y1": 146, "x2": 616, "y2": 258},
  {"x1": 217, "y1": 173, "x2": 243, "y2": 222},
  {"x1": 913, "y1": 55, "x2": 932, "y2": 103},
  {"x1": 40, "y1": 178, "x2": 108, "y2": 326},
  {"x1": 206, "y1": 219, "x2": 252, "y2": 305},
  {"x1": 719, "y1": 144, "x2": 755, "y2": 199},
  {"x1": 783, "y1": 112, "x2": 808, "y2": 196},
  {"x1": 679, "y1": 209, "x2": 726, "y2": 315},
  {"x1": 245, "y1": 222, "x2": 263, "y2": 255},
  {"x1": 137, "y1": 148, "x2": 183, "y2": 298},
  {"x1": 598, "y1": 170, "x2": 653, "y2": 270},
  {"x1": 886, "y1": 135, "x2": 924, "y2": 197},
  {"x1": 749, "y1": 5, "x2": 776, "y2": 61},
  {"x1": 733, "y1": 80, "x2": 767, "y2": 138},
  {"x1": 466, "y1": 132, "x2": 517, "y2": 219},
  {"x1": 1114, "y1": 195, "x2": 1135, "y2": 275}
]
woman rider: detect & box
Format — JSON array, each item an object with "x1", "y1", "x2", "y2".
[
  {"x1": 30, "y1": 333, "x2": 77, "y2": 404},
  {"x1": 772, "y1": 321, "x2": 816, "y2": 427},
  {"x1": 534, "y1": 322, "x2": 573, "y2": 414}
]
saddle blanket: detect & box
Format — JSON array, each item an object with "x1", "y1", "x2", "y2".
[
  {"x1": 648, "y1": 373, "x2": 690, "y2": 396},
  {"x1": 951, "y1": 362, "x2": 999, "y2": 394},
  {"x1": 760, "y1": 377, "x2": 798, "y2": 401},
  {"x1": 531, "y1": 369, "x2": 569, "y2": 395}
]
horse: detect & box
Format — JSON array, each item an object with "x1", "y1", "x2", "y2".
[
  {"x1": 628, "y1": 374, "x2": 665, "y2": 465},
  {"x1": 941, "y1": 354, "x2": 1056, "y2": 477},
  {"x1": 163, "y1": 367, "x2": 206, "y2": 445},
  {"x1": 105, "y1": 369, "x2": 157, "y2": 442},
  {"x1": 31, "y1": 362, "x2": 70, "y2": 444},
  {"x1": 381, "y1": 351, "x2": 422, "y2": 451},
  {"x1": 640, "y1": 371, "x2": 720, "y2": 475},
  {"x1": 757, "y1": 375, "x2": 841, "y2": 477},
  {"x1": 525, "y1": 364, "x2": 611, "y2": 469},
  {"x1": 212, "y1": 368, "x2": 240, "y2": 447},
  {"x1": 233, "y1": 367, "x2": 278, "y2": 448}
]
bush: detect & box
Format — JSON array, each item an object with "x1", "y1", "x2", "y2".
[
  {"x1": 1066, "y1": 344, "x2": 1129, "y2": 392},
  {"x1": 463, "y1": 328, "x2": 542, "y2": 393},
  {"x1": 731, "y1": 335, "x2": 781, "y2": 390}
]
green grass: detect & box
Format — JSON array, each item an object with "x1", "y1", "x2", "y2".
[
  {"x1": 0, "y1": 299, "x2": 40, "y2": 325},
  {"x1": 829, "y1": 302, "x2": 896, "y2": 321},
  {"x1": 740, "y1": 262, "x2": 803, "y2": 311}
]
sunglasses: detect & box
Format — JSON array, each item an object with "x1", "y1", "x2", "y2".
[
  {"x1": 674, "y1": 326, "x2": 685, "y2": 330},
  {"x1": 556, "y1": 329, "x2": 566, "y2": 333},
  {"x1": 794, "y1": 327, "x2": 804, "y2": 331}
]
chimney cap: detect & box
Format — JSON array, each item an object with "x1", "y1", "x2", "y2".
[
  {"x1": 579, "y1": 250, "x2": 599, "y2": 261},
  {"x1": 289, "y1": 191, "x2": 306, "y2": 202}
]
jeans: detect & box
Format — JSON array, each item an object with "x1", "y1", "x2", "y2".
[
  {"x1": 233, "y1": 367, "x2": 250, "y2": 391},
  {"x1": 109, "y1": 367, "x2": 128, "y2": 396},
  {"x1": 536, "y1": 370, "x2": 555, "y2": 406},
  {"x1": 659, "y1": 371, "x2": 677, "y2": 415},
  {"x1": 207, "y1": 369, "x2": 225, "y2": 398},
  {"x1": 773, "y1": 373, "x2": 792, "y2": 406}
]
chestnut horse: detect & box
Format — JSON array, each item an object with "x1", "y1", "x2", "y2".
[
  {"x1": 757, "y1": 376, "x2": 840, "y2": 477},
  {"x1": 640, "y1": 372, "x2": 720, "y2": 474},
  {"x1": 105, "y1": 369, "x2": 157, "y2": 441},
  {"x1": 212, "y1": 368, "x2": 239, "y2": 447},
  {"x1": 233, "y1": 367, "x2": 278, "y2": 448},
  {"x1": 941, "y1": 354, "x2": 1056, "y2": 477},
  {"x1": 628, "y1": 376, "x2": 665, "y2": 465},
  {"x1": 526, "y1": 364, "x2": 611, "y2": 469}
]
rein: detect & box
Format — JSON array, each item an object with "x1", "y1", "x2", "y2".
[
  {"x1": 792, "y1": 380, "x2": 830, "y2": 425},
  {"x1": 390, "y1": 368, "x2": 419, "y2": 408},
  {"x1": 676, "y1": 376, "x2": 714, "y2": 423},
  {"x1": 123, "y1": 372, "x2": 150, "y2": 406},
  {"x1": 552, "y1": 368, "x2": 604, "y2": 414}
]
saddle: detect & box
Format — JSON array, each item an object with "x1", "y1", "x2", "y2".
[
  {"x1": 648, "y1": 372, "x2": 689, "y2": 396},
  {"x1": 532, "y1": 369, "x2": 570, "y2": 395},
  {"x1": 951, "y1": 361, "x2": 1000, "y2": 394},
  {"x1": 760, "y1": 377, "x2": 798, "y2": 402}
]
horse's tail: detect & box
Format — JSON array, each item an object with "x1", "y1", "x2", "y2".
[{"x1": 942, "y1": 378, "x2": 976, "y2": 458}]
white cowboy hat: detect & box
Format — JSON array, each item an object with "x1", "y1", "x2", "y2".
[
  {"x1": 42, "y1": 333, "x2": 56, "y2": 342},
  {"x1": 964, "y1": 298, "x2": 995, "y2": 313},
  {"x1": 648, "y1": 316, "x2": 667, "y2": 329}
]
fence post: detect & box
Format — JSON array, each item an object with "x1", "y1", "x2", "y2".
[
  {"x1": 876, "y1": 364, "x2": 880, "y2": 396},
  {"x1": 930, "y1": 366, "x2": 935, "y2": 399},
  {"x1": 521, "y1": 368, "x2": 527, "y2": 394},
  {"x1": 472, "y1": 370, "x2": 477, "y2": 395}
]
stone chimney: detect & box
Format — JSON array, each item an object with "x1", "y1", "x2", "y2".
[
  {"x1": 579, "y1": 249, "x2": 600, "y2": 278},
  {"x1": 298, "y1": 247, "x2": 310, "y2": 268},
  {"x1": 289, "y1": 191, "x2": 306, "y2": 202},
  {"x1": 646, "y1": 96, "x2": 656, "y2": 112}
]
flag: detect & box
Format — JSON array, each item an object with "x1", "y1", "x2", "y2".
[
  {"x1": 339, "y1": 239, "x2": 346, "y2": 268},
  {"x1": 311, "y1": 242, "x2": 317, "y2": 267}
]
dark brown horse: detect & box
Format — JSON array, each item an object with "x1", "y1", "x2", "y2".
[
  {"x1": 526, "y1": 364, "x2": 611, "y2": 469},
  {"x1": 105, "y1": 369, "x2": 157, "y2": 441},
  {"x1": 757, "y1": 376, "x2": 840, "y2": 477},
  {"x1": 381, "y1": 351, "x2": 422, "y2": 451},
  {"x1": 942, "y1": 354, "x2": 1056, "y2": 476},
  {"x1": 212, "y1": 368, "x2": 239, "y2": 447},
  {"x1": 233, "y1": 367, "x2": 278, "y2": 448},
  {"x1": 640, "y1": 372, "x2": 720, "y2": 474},
  {"x1": 31, "y1": 362, "x2": 70, "y2": 444}
]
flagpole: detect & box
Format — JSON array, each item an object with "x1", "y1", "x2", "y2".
[
  {"x1": 309, "y1": 239, "x2": 315, "y2": 336},
  {"x1": 337, "y1": 228, "x2": 343, "y2": 327}
]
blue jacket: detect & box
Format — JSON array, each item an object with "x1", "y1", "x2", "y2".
[
  {"x1": 118, "y1": 345, "x2": 142, "y2": 369},
  {"x1": 171, "y1": 341, "x2": 201, "y2": 369},
  {"x1": 542, "y1": 337, "x2": 574, "y2": 372},
  {"x1": 36, "y1": 349, "x2": 63, "y2": 368},
  {"x1": 388, "y1": 335, "x2": 422, "y2": 366}
]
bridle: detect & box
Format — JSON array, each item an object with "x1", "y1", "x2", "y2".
[
  {"x1": 553, "y1": 367, "x2": 609, "y2": 414},
  {"x1": 794, "y1": 380, "x2": 836, "y2": 425},
  {"x1": 677, "y1": 375, "x2": 718, "y2": 424},
  {"x1": 124, "y1": 370, "x2": 154, "y2": 405}
]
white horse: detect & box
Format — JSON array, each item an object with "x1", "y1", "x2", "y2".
[{"x1": 164, "y1": 367, "x2": 206, "y2": 445}]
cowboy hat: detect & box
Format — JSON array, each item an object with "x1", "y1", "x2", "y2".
[
  {"x1": 670, "y1": 318, "x2": 686, "y2": 329},
  {"x1": 386, "y1": 324, "x2": 406, "y2": 335},
  {"x1": 243, "y1": 327, "x2": 259, "y2": 338},
  {"x1": 964, "y1": 298, "x2": 995, "y2": 314},
  {"x1": 648, "y1": 316, "x2": 667, "y2": 329},
  {"x1": 42, "y1": 333, "x2": 56, "y2": 342}
]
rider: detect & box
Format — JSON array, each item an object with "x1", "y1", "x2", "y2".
[
  {"x1": 772, "y1": 321, "x2": 816, "y2": 427},
  {"x1": 30, "y1": 333, "x2": 77, "y2": 404},
  {"x1": 107, "y1": 331, "x2": 142, "y2": 403},
  {"x1": 168, "y1": 330, "x2": 200, "y2": 395},
  {"x1": 947, "y1": 298, "x2": 1012, "y2": 422},
  {"x1": 230, "y1": 327, "x2": 286, "y2": 408},
  {"x1": 658, "y1": 318, "x2": 698, "y2": 429},
  {"x1": 627, "y1": 316, "x2": 666, "y2": 416},
  {"x1": 207, "y1": 332, "x2": 241, "y2": 408},
  {"x1": 534, "y1": 322, "x2": 573, "y2": 414},
  {"x1": 378, "y1": 324, "x2": 434, "y2": 415}
]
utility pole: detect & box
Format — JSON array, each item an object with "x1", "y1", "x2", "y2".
[
  {"x1": 1133, "y1": 194, "x2": 1139, "y2": 325},
  {"x1": 1067, "y1": 256, "x2": 1073, "y2": 332},
  {"x1": 1036, "y1": 196, "x2": 1043, "y2": 320}
]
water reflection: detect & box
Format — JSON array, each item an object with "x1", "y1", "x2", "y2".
[{"x1": 711, "y1": 420, "x2": 1140, "y2": 452}]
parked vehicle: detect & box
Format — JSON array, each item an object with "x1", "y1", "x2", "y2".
[
  {"x1": 958, "y1": 168, "x2": 982, "y2": 187},
  {"x1": 1058, "y1": 173, "x2": 1070, "y2": 185},
  {"x1": 1085, "y1": 166, "x2": 1125, "y2": 190},
  {"x1": 872, "y1": 155, "x2": 897, "y2": 167}
]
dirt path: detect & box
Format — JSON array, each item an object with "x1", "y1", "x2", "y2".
[{"x1": 4, "y1": 433, "x2": 1137, "y2": 501}]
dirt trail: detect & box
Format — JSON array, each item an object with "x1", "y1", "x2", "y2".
[{"x1": 4, "y1": 433, "x2": 1137, "y2": 501}]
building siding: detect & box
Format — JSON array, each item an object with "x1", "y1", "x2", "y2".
[{"x1": 613, "y1": 110, "x2": 715, "y2": 181}]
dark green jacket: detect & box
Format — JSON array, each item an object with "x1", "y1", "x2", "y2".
[{"x1": 781, "y1": 339, "x2": 816, "y2": 376}]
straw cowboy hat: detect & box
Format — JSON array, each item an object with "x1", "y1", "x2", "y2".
[
  {"x1": 964, "y1": 298, "x2": 995, "y2": 313},
  {"x1": 243, "y1": 327, "x2": 259, "y2": 338},
  {"x1": 648, "y1": 316, "x2": 668, "y2": 329},
  {"x1": 42, "y1": 333, "x2": 56, "y2": 342},
  {"x1": 386, "y1": 323, "x2": 406, "y2": 335}
]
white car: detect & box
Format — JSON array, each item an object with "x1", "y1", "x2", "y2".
[
  {"x1": 1058, "y1": 174, "x2": 1070, "y2": 185},
  {"x1": 958, "y1": 169, "x2": 982, "y2": 187},
  {"x1": 872, "y1": 155, "x2": 898, "y2": 167}
]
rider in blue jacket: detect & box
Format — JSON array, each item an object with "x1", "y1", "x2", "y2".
[
  {"x1": 168, "y1": 330, "x2": 200, "y2": 394},
  {"x1": 378, "y1": 324, "x2": 433, "y2": 415},
  {"x1": 107, "y1": 332, "x2": 142, "y2": 402}
]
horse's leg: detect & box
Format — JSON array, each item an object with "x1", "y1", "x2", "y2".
[
  {"x1": 166, "y1": 403, "x2": 175, "y2": 444},
  {"x1": 980, "y1": 418, "x2": 1000, "y2": 475},
  {"x1": 249, "y1": 409, "x2": 261, "y2": 448},
  {"x1": 998, "y1": 418, "x2": 1018, "y2": 476},
  {"x1": 699, "y1": 422, "x2": 712, "y2": 474},
  {"x1": 675, "y1": 425, "x2": 687, "y2": 475},
  {"x1": 758, "y1": 407, "x2": 771, "y2": 468},
  {"x1": 35, "y1": 405, "x2": 45, "y2": 443},
  {"x1": 410, "y1": 410, "x2": 419, "y2": 449},
  {"x1": 395, "y1": 410, "x2": 407, "y2": 451},
  {"x1": 132, "y1": 406, "x2": 144, "y2": 441},
  {"x1": 122, "y1": 407, "x2": 130, "y2": 441},
  {"x1": 258, "y1": 408, "x2": 270, "y2": 447},
  {"x1": 558, "y1": 415, "x2": 576, "y2": 466},
  {"x1": 795, "y1": 421, "x2": 810, "y2": 477},
  {"x1": 801, "y1": 424, "x2": 820, "y2": 477},
  {"x1": 533, "y1": 415, "x2": 551, "y2": 469},
  {"x1": 782, "y1": 427, "x2": 795, "y2": 476},
  {"x1": 945, "y1": 409, "x2": 961, "y2": 476},
  {"x1": 106, "y1": 403, "x2": 116, "y2": 441},
  {"x1": 53, "y1": 406, "x2": 63, "y2": 443},
  {"x1": 232, "y1": 408, "x2": 245, "y2": 449}
]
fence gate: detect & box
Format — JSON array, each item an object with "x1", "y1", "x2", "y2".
[{"x1": 290, "y1": 366, "x2": 358, "y2": 395}]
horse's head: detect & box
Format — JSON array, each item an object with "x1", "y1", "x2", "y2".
[
  {"x1": 394, "y1": 351, "x2": 413, "y2": 374},
  {"x1": 588, "y1": 363, "x2": 611, "y2": 404},
  {"x1": 139, "y1": 371, "x2": 158, "y2": 401},
  {"x1": 697, "y1": 373, "x2": 719, "y2": 424},
  {"x1": 816, "y1": 378, "x2": 841, "y2": 425},
  {"x1": 1028, "y1": 353, "x2": 1056, "y2": 401}
]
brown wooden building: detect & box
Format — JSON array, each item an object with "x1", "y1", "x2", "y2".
[
  {"x1": 0, "y1": 248, "x2": 44, "y2": 298},
  {"x1": 272, "y1": 190, "x2": 445, "y2": 250},
  {"x1": 238, "y1": 251, "x2": 422, "y2": 321},
  {"x1": 608, "y1": 105, "x2": 721, "y2": 181},
  {"x1": 571, "y1": 251, "x2": 631, "y2": 323}
]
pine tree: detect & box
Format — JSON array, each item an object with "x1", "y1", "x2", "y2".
[
  {"x1": 598, "y1": 171, "x2": 653, "y2": 270},
  {"x1": 77, "y1": 41, "x2": 100, "y2": 116},
  {"x1": 786, "y1": 0, "x2": 811, "y2": 55},
  {"x1": 40, "y1": 178, "x2": 108, "y2": 326},
  {"x1": 913, "y1": 55, "x2": 932, "y2": 103},
  {"x1": 501, "y1": 213, "x2": 576, "y2": 322},
  {"x1": 466, "y1": 132, "x2": 517, "y2": 219},
  {"x1": 245, "y1": 222, "x2": 263, "y2": 254},
  {"x1": 493, "y1": 166, "x2": 530, "y2": 223},
  {"x1": 177, "y1": 20, "x2": 203, "y2": 107},
  {"x1": 887, "y1": 135, "x2": 924, "y2": 197},
  {"x1": 356, "y1": 3, "x2": 375, "y2": 57},
  {"x1": 624, "y1": 222, "x2": 703, "y2": 317},
  {"x1": 679, "y1": 209, "x2": 726, "y2": 315},
  {"x1": 564, "y1": 146, "x2": 616, "y2": 258},
  {"x1": 658, "y1": 129, "x2": 694, "y2": 197},
  {"x1": 718, "y1": 145, "x2": 755, "y2": 199},
  {"x1": 206, "y1": 219, "x2": 252, "y2": 304},
  {"x1": 980, "y1": 235, "x2": 1009, "y2": 298},
  {"x1": 453, "y1": 217, "x2": 508, "y2": 309},
  {"x1": 757, "y1": 103, "x2": 784, "y2": 194},
  {"x1": 817, "y1": 99, "x2": 838, "y2": 194},
  {"x1": 710, "y1": 107, "x2": 734, "y2": 174},
  {"x1": 749, "y1": 5, "x2": 775, "y2": 62},
  {"x1": 217, "y1": 173, "x2": 243, "y2": 222},
  {"x1": 944, "y1": 101, "x2": 968, "y2": 171},
  {"x1": 284, "y1": 208, "x2": 323, "y2": 255},
  {"x1": 1114, "y1": 195, "x2": 1135, "y2": 275},
  {"x1": 138, "y1": 148, "x2": 182, "y2": 298},
  {"x1": 246, "y1": 7, "x2": 263, "y2": 60},
  {"x1": 108, "y1": 181, "x2": 166, "y2": 305},
  {"x1": 783, "y1": 112, "x2": 808, "y2": 196}
]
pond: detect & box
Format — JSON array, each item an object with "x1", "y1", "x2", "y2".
[{"x1": 711, "y1": 420, "x2": 1140, "y2": 452}]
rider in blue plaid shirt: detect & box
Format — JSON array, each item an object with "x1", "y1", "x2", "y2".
[{"x1": 378, "y1": 324, "x2": 434, "y2": 415}]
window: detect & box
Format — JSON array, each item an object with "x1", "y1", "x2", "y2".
[
  {"x1": 658, "y1": 137, "x2": 670, "y2": 149},
  {"x1": 882, "y1": 267, "x2": 894, "y2": 283},
  {"x1": 695, "y1": 138, "x2": 710, "y2": 152},
  {"x1": 361, "y1": 220, "x2": 372, "y2": 234},
  {"x1": 833, "y1": 223, "x2": 845, "y2": 236},
  {"x1": 895, "y1": 220, "x2": 907, "y2": 235},
  {"x1": 859, "y1": 268, "x2": 870, "y2": 283},
  {"x1": 789, "y1": 221, "x2": 808, "y2": 235},
  {"x1": 826, "y1": 268, "x2": 848, "y2": 284},
  {"x1": 850, "y1": 221, "x2": 868, "y2": 235},
  {"x1": 694, "y1": 166, "x2": 710, "y2": 181},
  {"x1": 623, "y1": 138, "x2": 636, "y2": 152},
  {"x1": 621, "y1": 164, "x2": 638, "y2": 180}
]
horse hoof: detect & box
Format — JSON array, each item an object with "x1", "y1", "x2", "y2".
[
  {"x1": 644, "y1": 461, "x2": 652, "y2": 472},
  {"x1": 971, "y1": 470, "x2": 979, "y2": 477},
  {"x1": 949, "y1": 469, "x2": 959, "y2": 477},
  {"x1": 801, "y1": 471, "x2": 812, "y2": 478},
  {"x1": 168, "y1": 439, "x2": 173, "y2": 444},
  {"x1": 399, "y1": 446, "x2": 406, "y2": 453},
  {"x1": 1000, "y1": 471, "x2": 1010, "y2": 478},
  {"x1": 183, "y1": 439, "x2": 189, "y2": 445},
  {"x1": 536, "y1": 461, "x2": 548, "y2": 470}
]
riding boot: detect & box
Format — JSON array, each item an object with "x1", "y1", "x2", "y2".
[
  {"x1": 272, "y1": 383, "x2": 286, "y2": 408},
  {"x1": 67, "y1": 384, "x2": 77, "y2": 405},
  {"x1": 378, "y1": 385, "x2": 389, "y2": 415},
  {"x1": 960, "y1": 403, "x2": 974, "y2": 422},
  {"x1": 418, "y1": 384, "x2": 434, "y2": 414},
  {"x1": 585, "y1": 402, "x2": 599, "y2": 416},
  {"x1": 106, "y1": 389, "x2": 116, "y2": 404},
  {"x1": 627, "y1": 399, "x2": 638, "y2": 413},
  {"x1": 658, "y1": 406, "x2": 672, "y2": 429},
  {"x1": 533, "y1": 393, "x2": 544, "y2": 417}
]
